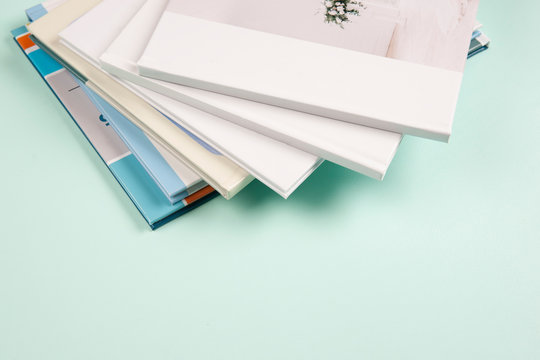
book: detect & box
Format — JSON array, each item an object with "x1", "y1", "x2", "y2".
[
  {"x1": 28, "y1": 0, "x2": 211, "y2": 206},
  {"x1": 468, "y1": 32, "x2": 490, "y2": 58},
  {"x1": 26, "y1": 0, "x2": 64, "y2": 20},
  {"x1": 58, "y1": 0, "x2": 324, "y2": 198},
  {"x1": 27, "y1": 0, "x2": 254, "y2": 200},
  {"x1": 99, "y1": 0, "x2": 402, "y2": 180},
  {"x1": 138, "y1": 0, "x2": 480, "y2": 141},
  {"x1": 12, "y1": 25, "x2": 218, "y2": 229},
  {"x1": 79, "y1": 80, "x2": 207, "y2": 205},
  {"x1": 102, "y1": 0, "x2": 487, "y2": 180}
]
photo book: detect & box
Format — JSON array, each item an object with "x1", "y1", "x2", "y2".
[
  {"x1": 27, "y1": 0, "x2": 255, "y2": 199},
  {"x1": 138, "y1": 0, "x2": 480, "y2": 141},
  {"x1": 57, "y1": 0, "x2": 325, "y2": 198},
  {"x1": 469, "y1": 31, "x2": 490, "y2": 58},
  {"x1": 12, "y1": 25, "x2": 218, "y2": 229},
  {"x1": 79, "y1": 81, "x2": 208, "y2": 205},
  {"x1": 12, "y1": 0, "x2": 490, "y2": 228},
  {"x1": 98, "y1": 0, "x2": 403, "y2": 180}
]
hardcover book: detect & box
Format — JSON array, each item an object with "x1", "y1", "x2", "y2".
[
  {"x1": 58, "y1": 0, "x2": 324, "y2": 198},
  {"x1": 26, "y1": 0, "x2": 64, "y2": 20},
  {"x1": 27, "y1": 0, "x2": 254, "y2": 199},
  {"x1": 138, "y1": 0, "x2": 480, "y2": 141},
  {"x1": 12, "y1": 25, "x2": 217, "y2": 229},
  {"x1": 99, "y1": 0, "x2": 402, "y2": 180},
  {"x1": 79, "y1": 81, "x2": 207, "y2": 205},
  {"x1": 468, "y1": 32, "x2": 490, "y2": 58},
  {"x1": 27, "y1": 0, "x2": 210, "y2": 206}
]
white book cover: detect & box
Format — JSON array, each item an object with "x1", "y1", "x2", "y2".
[
  {"x1": 138, "y1": 0, "x2": 479, "y2": 141},
  {"x1": 101, "y1": 0, "x2": 402, "y2": 180},
  {"x1": 58, "y1": 0, "x2": 323, "y2": 198},
  {"x1": 28, "y1": 0, "x2": 253, "y2": 199}
]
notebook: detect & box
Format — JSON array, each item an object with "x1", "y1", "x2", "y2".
[{"x1": 468, "y1": 32, "x2": 490, "y2": 58}]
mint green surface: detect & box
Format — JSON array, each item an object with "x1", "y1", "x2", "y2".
[{"x1": 1, "y1": 1, "x2": 539, "y2": 359}]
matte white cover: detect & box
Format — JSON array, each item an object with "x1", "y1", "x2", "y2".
[
  {"x1": 101, "y1": 0, "x2": 402, "y2": 179},
  {"x1": 59, "y1": 0, "x2": 323, "y2": 198},
  {"x1": 28, "y1": 0, "x2": 253, "y2": 199},
  {"x1": 138, "y1": 0, "x2": 479, "y2": 141}
]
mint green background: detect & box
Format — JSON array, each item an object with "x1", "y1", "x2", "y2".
[{"x1": 1, "y1": 1, "x2": 539, "y2": 359}]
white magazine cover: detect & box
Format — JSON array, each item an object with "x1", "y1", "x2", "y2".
[
  {"x1": 28, "y1": 0, "x2": 253, "y2": 200},
  {"x1": 101, "y1": 0, "x2": 402, "y2": 180},
  {"x1": 138, "y1": 0, "x2": 479, "y2": 141},
  {"x1": 58, "y1": 0, "x2": 323, "y2": 198}
]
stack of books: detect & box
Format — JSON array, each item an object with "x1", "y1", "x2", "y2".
[{"x1": 12, "y1": 0, "x2": 490, "y2": 229}]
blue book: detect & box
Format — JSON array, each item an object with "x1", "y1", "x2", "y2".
[
  {"x1": 25, "y1": 2, "x2": 52, "y2": 21},
  {"x1": 27, "y1": 1, "x2": 207, "y2": 206},
  {"x1": 12, "y1": 25, "x2": 218, "y2": 229},
  {"x1": 468, "y1": 32, "x2": 491, "y2": 59},
  {"x1": 79, "y1": 81, "x2": 206, "y2": 205}
]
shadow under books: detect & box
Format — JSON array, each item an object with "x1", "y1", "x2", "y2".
[{"x1": 230, "y1": 161, "x2": 380, "y2": 212}]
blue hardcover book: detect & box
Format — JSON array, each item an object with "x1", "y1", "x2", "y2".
[
  {"x1": 79, "y1": 81, "x2": 207, "y2": 205},
  {"x1": 12, "y1": 25, "x2": 218, "y2": 229},
  {"x1": 468, "y1": 22, "x2": 490, "y2": 58},
  {"x1": 27, "y1": 1, "x2": 208, "y2": 206},
  {"x1": 25, "y1": 0, "x2": 60, "y2": 21},
  {"x1": 468, "y1": 32, "x2": 490, "y2": 58}
]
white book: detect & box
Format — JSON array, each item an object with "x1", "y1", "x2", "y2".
[
  {"x1": 138, "y1": 0, "x2": 479, "y2": 141},
  {"x1": 101, "y1": 0, "x2": 402, "y2": 180},
  {"x1": 58, "y1": 0, "x2": 322, "y2": 198},
  {"x1": 28, "y1": 0, "x2": 253, "y2": 199}
]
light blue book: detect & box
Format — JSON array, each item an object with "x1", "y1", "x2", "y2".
[
  {"x1": 12, "y1": 25, "x2": 217, "y2": 229},
  {"x1": 25, "y1": 2, "x2": 51, "y2": 21},
  {"x1": 468, "y1": 32, "x2": 490, "y2": 59},
  {"x1": 27, "y1": 1, "x2": 205, "y2": 206},
  {"x1": 79, "y1": 82, "x2": 206, "y2": 205}
]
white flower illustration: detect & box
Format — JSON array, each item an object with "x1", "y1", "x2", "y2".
[{"x1": 321, "y1": 0, "x2": 366, "y2": 28}]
